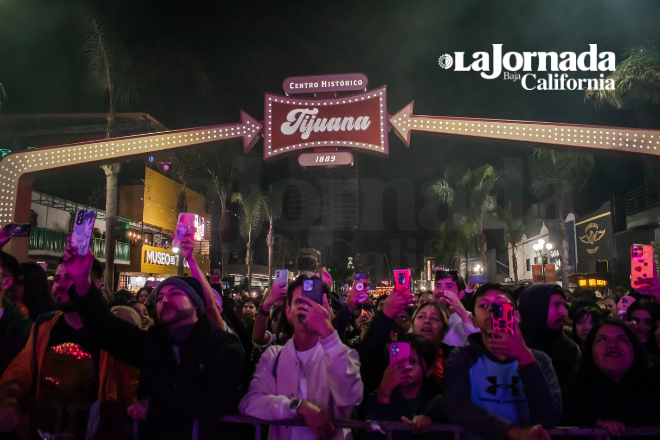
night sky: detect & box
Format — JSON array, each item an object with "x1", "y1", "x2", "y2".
[{"x1": 1, "y1": 0, "x2": 659, "y2": 270}]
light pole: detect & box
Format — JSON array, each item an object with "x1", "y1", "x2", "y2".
[{"x1": 532, "y1": 239, "x2": 553, "y2": 282}]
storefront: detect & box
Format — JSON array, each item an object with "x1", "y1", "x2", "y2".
[{"x1": 119, "y1": 244, "x2": 210, "y2": 292}]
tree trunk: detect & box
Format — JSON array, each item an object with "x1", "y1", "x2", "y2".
[
  {"x1": 176, "y1": 181, "x2": 187, "y2": 276},
  {"x1": 558, "y1": 211, "x2": 570, "y2": 288},
  {"x1": 219, "y1": 201, "x2": 229, "y2": 278},
  {"x1": 511, "y1": 244, "x2": 519, "y2": 288},
  {"x1": 102, "y1": 163, "x2": 121, "y2": 292},
  {"x1": 106, "y1": 88, "x2": 116, "y2": 139},
  {"x1": 267, "y1": 218, "x2": 274, "y2": 289},
  {"x1": 477, "y1": 218, "x2": 488, "y2": 280},
  {"x1": 246, "y1": 242, "x2": 252, "y2": 291}
]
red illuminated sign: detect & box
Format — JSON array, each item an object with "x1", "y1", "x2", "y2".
[{"x1": 264, "y1": 86, "x2": 388, "y2": 161}]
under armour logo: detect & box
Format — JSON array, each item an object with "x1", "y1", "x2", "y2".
[{"x1": 486, "y1": 376, "x2": 519, "y2": 396}]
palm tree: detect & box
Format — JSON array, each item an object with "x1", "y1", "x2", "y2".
[
  {"x1": 494, "y1": 203, "x2": 532, "y2": 288},
  {"x1": 585, "y1": 45, "x2": 660, "y2": 109},
  {"x1": 428, "y1": 164, "x2": 506, "y2": 279},
  {"x1": 435, "y1": 218, "x2": 477, "y2": 279},
  {"x1": 199, "y1": 144, "x2": 245, "y2": 278},
  {"x1": 263, "y1": 185, "x2": 284, "y2": 288},
  {"x1": 530, "y1": 149, "x2": 594, "y2": 288},
  {"x1": 77, "y1": 6, "x2": 208, "y2": 289},
  {"x1": 231, "y1": 186, "x2": 266, "y2": 291}
]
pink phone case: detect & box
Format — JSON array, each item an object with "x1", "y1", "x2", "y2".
[
  {"x1": 172, "y1": 213, "x2": 196, "y2": 248},
  {"x1": 394, "y1": 269, "x2": 411, "y2": 294},
  {"x1": 389, "y1": 342, "x2": 411, "y2": 366}
]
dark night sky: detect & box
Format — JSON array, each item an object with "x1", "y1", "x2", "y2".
[{"x1": 1, "y1": 0, "x2": 659, "y2": 266}]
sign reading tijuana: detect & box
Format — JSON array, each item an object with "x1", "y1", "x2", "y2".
[{"x1": 264, "y1": 85, "x2": 388, "y2": 160}]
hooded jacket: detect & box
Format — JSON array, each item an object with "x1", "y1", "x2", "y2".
[
  {"x1": 518, "y1": 284, "x2": 580, "y2": 387},
  {"x1": 0, "y1": 296, "x2": 33, "y2": 377},
  {"x1": 443, "y1": 333, "x2": 562, "y2": 440},
  {"x1": 70, "y1": 284, "x2": 244, "y2": 440}
]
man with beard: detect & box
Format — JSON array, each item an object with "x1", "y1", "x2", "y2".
[
  {"x1": 518, "y1": 284, "x2": 579, "y2": 387},
  {"x1": 0, "y1": 258, "x2": 139, "y2": 437},
  {"x1": 61, "y1": 236, "x2": 244, "y2": 439}
]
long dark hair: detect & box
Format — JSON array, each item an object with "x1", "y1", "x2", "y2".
[
  {"x1": 625, "y1": 299, "x2": 659, "y2": 351},
  {"x1": 19, "y1": 262, "x2": 53, "y2": 321},
  {"x1": 274, "y1": 274, "x2": 330, "y2": 344},
  {"x1": 573, "y1": 319, "x2": 650, "y2": 391},
  {"x1": 569, "y1": 306, "x2": 604, "y2": 346},
  {"x1": 397, "y1": 334, "x2": 441, "y2": 394}
]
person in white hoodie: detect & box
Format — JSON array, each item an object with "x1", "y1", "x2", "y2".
[
  {"x1": 433, "y1": 270, "x2": 480, "y2": 347},
  {"x1": 239, "y1": 275, "x2": 363, "y2": 440}
]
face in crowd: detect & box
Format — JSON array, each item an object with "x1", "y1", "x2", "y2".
[
  {"x1": 603, "y1": 296, "x2": 619, "y2": 317},
  {"x1": 417, "y1": 292, "x2": 434, "y2": 308},
  {"x1": 473, "y1": 288, "x2": 513, "y2": 337},
  {"x1": 286, "y1": 285, "x2": 312, "y2": 333},
  {"x1": 156, "y1": 285, "x2": 197, "y2": 327},
  {"x1": 394, "y1": 310, "x2": 412, "y2": 336},
  {"x1": 546, "y1": 293, "x2": 568, "y2": 330},
  {"x1": 433, "y1": 276, "x2": 459, "y2": 304},
  {"x1": 575, "y1": 313, "x2": 594, "y2": 343},
  {"x1": 132, "y1": 302, "x2": 152, "y2": 329},
  {"x1": 412, "y1": 304, "x2": 445, "y2": 346},
  {"x1": 138, "y1": 289, "x2": 151, "y2": 304},
  {"x1": 52, "y1": 264, "x2": 76, "y2": 312},
  {"x1": 243, "y1": 300, "x2": 257, "y2": 322},
  {"x1": 629, "y1": 308, "x2": 653, "y2": 344},
  {"x1": 592, "y1": 324, "x2": 634, "y2": 382}
]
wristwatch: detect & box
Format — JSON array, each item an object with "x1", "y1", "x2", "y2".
[
  {"x1": 259, "y1": 306, "x2": 271, "y2": 317},
  {"x1": 289, "y1": 398, "x2": 302, "y2": 416}
]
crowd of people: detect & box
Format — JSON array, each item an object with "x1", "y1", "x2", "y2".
[{"x1": 0, "y1": 224, "x2": 659, "y2": 440}]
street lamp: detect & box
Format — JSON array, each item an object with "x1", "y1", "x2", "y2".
[{"x1": 533, "y1": 239, "x2": 553, "y2": 282}]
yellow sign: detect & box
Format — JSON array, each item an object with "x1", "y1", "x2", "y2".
[
  {"x1": 578, "y1": 279, "x2": 607, "y2": 287},
  {"x1": 579, "y1": 222, "x2": 606, "y2": 254}
]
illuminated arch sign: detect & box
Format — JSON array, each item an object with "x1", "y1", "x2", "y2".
[{"x1": 263, "y1": 86, "x2": 388, "y2": 161}]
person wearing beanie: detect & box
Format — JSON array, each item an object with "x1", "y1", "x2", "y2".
[
  {"x1": 57, "y1": 239, "x2": 244, "y2": 440},
  {"x1": 518, "y1": 283, "x2": 580, "y2": 387}
]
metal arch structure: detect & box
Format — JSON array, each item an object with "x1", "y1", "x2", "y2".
[{"x1": 1, "y1": 91, "x2": 660, "y2": 254}]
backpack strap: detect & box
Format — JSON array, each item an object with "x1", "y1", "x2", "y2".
[{"x1": 271, "y1": 349, "x2": 283, "y2": 379}]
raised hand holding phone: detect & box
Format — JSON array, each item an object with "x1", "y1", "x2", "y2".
[
  {"x1": 488, "y1": 318, "x2": 535, "y2": 365},
  {"x1": 62, "y1": 236, "x2": 95, "y2": 296},
  {"x1": 300, "y1": 293, "x2": 334, "y2": 339},
  {"x1": 382, "y1": 283, "x2": 416, "y2": 319}
]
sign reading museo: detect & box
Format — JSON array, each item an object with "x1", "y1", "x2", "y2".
[
  {"x1": 263, "y1": 85, "x2": 388, "y2": 160},
  {"x1": 144, "y1": 249, "x2": 189, "y2": 268},
  {"x1": 438, "y1": 44, "x2": 616, "y2": 91}
]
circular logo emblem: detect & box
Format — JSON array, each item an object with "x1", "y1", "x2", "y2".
[
  {"x1": 438, "y1": 54, "x2": 453, "y2": 69},
  {"x1": 355, "y1": 282, "x2": 364, "y2": 291}
]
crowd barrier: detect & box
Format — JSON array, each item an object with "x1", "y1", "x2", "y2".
[{"x1": 26, "y1": 404, "x2": 660, "y2": 440}]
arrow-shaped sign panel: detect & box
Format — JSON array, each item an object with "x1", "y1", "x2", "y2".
[
  {"x1": 389, "y1": 101, "x2": 660, "y2": 155},
  {"x1": 0, "y1": 111, "x2": 262, "y2": 223}
]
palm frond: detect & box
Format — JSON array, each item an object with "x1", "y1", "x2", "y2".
[
  {"x1": 585, "y1": 45, "x2": 660, "y2": 108},
  {"x1": 427, "y1": 179, "x2": 454, "y2": 205}
]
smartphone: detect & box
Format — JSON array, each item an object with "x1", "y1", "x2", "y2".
[
  {"x1": 222, "y1": 282, "x2": 229, "y2": 290},
  {"x1": 394, "y1": 269, "x2": 412, "y2": 295},
  {"x1": 275, "y1": 269, "x2": 289, "y2": 286},
  {"x1": 631, "y1": 244, "x2": 654, "y2": 287},
  {"x1": 617, "y1": 295, "x2": 636, "y2": 312},
  {"x1": 389, "y1": 342, "x2": 411, "y2": 366},
  {"x1": 299, "y1": 278, "x2": 324, "y2": 323},
  {"x1": 491, "y1": 303, "x2": 515, "y2": 335},
  {"x1": 354, "y1": 271, "x2": 369, "y2": 303},
  {"x1": 172, "y1": 213, "x2": 204, "y2": 249},
  {"x1": 469, "y1": 274, "x2": 487, "y2": 284},
  {"x1": 71, "y1": 210, "x2": 96, "y2": 256},
  {"x1": 5, "y1": 223, "x2": 31, "y2": 237}
]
